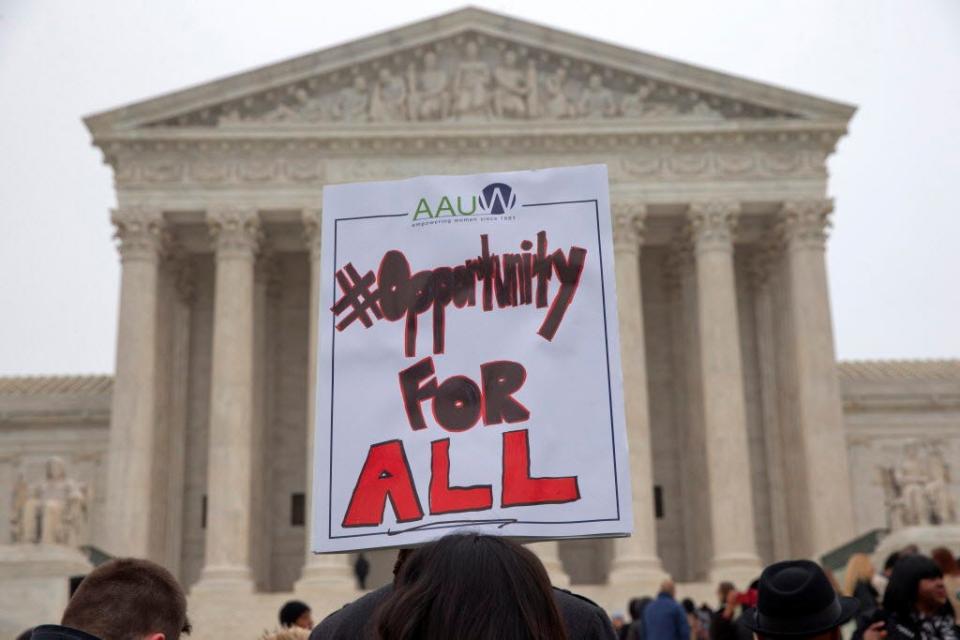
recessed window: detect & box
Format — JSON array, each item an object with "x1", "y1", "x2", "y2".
[
  {"x1": 201, "y1": 495, "x2": 207, "y2": 529},
  {"x1": 654, "y1": 486, "x2": 664, "y2": 520},
  {"x1": 291, "y1": 493, "x2": 305, "y2": 527}
]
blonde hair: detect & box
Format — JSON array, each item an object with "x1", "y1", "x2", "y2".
[{"x1": 843, "y1": 553, "x2": 875, "y2": 596}]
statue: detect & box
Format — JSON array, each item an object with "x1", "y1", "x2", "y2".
[
  {"x1": 542, "y1": 67, "x2": 574, "y2": 119},
  {"x1": 334, "y1": 76, "x2": 370, "y2": 122},
  {"x1": 369, "y1": 68, "x2": 408, "y2": 122},
  {"x1": 882, "y1": 440, "x2": 958, "y2": 529},
  {"x1": 452, "y1": 40, "x2": 491, "y2": 120},
  {"x1": 407, "y1": 51, "x2": 449, "y2": 121},
  {"x1": 492, "y1": 50, "x2": 537, "y2": 118},
  {"x1": 577, "y1": 74, "x2": 616, "y2": 118},
  {"x1": 11, "y1": 457, "x2": 88, "y2": 545},
  {"x1": 620, "y1": 82, "x2": 654, "y2": 118}
]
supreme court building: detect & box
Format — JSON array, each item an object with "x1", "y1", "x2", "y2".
[{"x1": 3, "y1": 8, "x2": 959, "y2": 636}]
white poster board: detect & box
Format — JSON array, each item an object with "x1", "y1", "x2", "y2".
[{"x1": 311, "y1": 164, "x2": 632, "y2": 553}]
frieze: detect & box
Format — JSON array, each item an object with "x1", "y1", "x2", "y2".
[
  {"x1": 146, "y1": 33, "x2": 796, "y2": 128},
  {"x1": 104, "y1": 140, "x2": 829, "y2": 189}
]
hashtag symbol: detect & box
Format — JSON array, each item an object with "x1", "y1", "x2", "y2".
[{"x1": 331, "y1": 263, "x2": 382, "y2": 331}]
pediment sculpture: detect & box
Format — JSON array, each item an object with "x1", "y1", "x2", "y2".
[
  {"x1": 11, "y1": 456, "x2": 89, "y2": 546},
  {"x1": 157, "y1": 34, "x2": 794, "y2": 128},
  {"x1": 879, "y1": 440, "x2": 958, "y2": 529}
]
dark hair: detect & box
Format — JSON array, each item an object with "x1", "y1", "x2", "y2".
[
  {"x1": 61, "y1": 558, "x2": 190, "y2": 640},
  {"x1": 374, "y1": 533, "x2": 568, "y2": 640},
  {"x1": 883, "y1": 554, "x2": 943, "y2": 618},
  {"x1": 279, "y1": 600, "x2": 311, "y2": 627},
  {"x1": 628, "y1": 597, "x2": 652, "y2": 621},
  {"x1": 884, "y1": 551, "x2": 900, "y2": 574},
  {"x1": 931, "y1": 547, "x2": 960, "y2": 576},
  {"x1": 682, "y1": 598, "x2": 696, "y2": 614}
]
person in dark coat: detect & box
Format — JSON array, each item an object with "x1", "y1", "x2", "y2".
[
  {"x1": 311, "y1": 539, "x2": 616, "y2": 640},
  {"x1": 623, "y1": 597, "x2": 652, "y2": 640},
  {"x1": 354, "y1": 553, "x2": 371, "y2": 590}
]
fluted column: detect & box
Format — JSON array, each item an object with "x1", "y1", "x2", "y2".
[
  {"x1": 105, "y1": 207, "x2": 166, "y2": 559},
  {"x1": 688, "y1": 201, "x2": 762, "y2": 585},
  {"x1": 608, "y1": 204, "x2": 665, "y2": 589},
  {"x1": 296, "y1": 208, "x2": 355, "y2": 593},
  {"x1": 779, "y1": 200, "x2": 855, "y2": 556},
  {"x1": 195, "y1": 207, "x2": 260, "y2": 592}
]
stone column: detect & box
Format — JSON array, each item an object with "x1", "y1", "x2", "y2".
[
  {"x1": 779, "y1": 200, "x2": 855, "y2": 556},
  {"x1": 296, "y1": 208, "x2": 355, "y2": 594},
  {"x1": 607, "y1": 204, "x2": 665, "y2": 589},
  {"x1": 194, "y1": 207, "x2": 260, "y2": 593},
  {"x1": 749, "y1": 246, "x2": 792, "y2": 560},
  {"x1": 529, "y1": 541, "x2": 570, "y2": 587},
  {"x1": 105, "y1": 207, "x2": 166, "y2": 559},
  {"x1": 688, "y1": 201, "x2": 762, "y2": 586}
]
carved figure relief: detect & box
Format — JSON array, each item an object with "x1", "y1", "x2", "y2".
[
  {"x1": 11, "y1": 456, "x2": 89, "y2": 546},
  {"x1": 148, "y1": 33, "x2": 792, "y2": 128},
  {"x1": 880, "y1": 440, "x2": 958, "y2": 528}
]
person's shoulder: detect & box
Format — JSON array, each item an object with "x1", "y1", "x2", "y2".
[
  {"x1": 552, "y1": 587, "x2": 617, "y2": 639},
  {"x1": 310, "y1": 586, "x2": 391, "y2": 640}
]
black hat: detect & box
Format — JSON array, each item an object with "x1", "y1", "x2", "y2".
[
  {"x1": 743, "y1": 560, "x2": 859, "y2": 638},
  {"x1": 279, "y1": 600, "x2": 311, "y2": 627}
]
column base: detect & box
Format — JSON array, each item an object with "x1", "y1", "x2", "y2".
[
  {"x1": 294, "y1": 554, "x2": 356, "y2": 592},
  {"x1": 191, "y1": 565, "x2": 255, "y2": 594},
  {"x1": 708, "y1": 553, "x2": 763, "y2": 589},
  {"x1": 607, "y1": 554, "x2": 668, "y2": 593}
]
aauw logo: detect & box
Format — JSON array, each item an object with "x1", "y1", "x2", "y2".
[
  {"x1": 478, "y1": 183, "x2": 517, "y2": 215},
  {"x1": 412, "y1": 183, "x2": 519, "y2": 220}
]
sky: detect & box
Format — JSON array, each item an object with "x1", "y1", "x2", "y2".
[{"x1": 0, "y1": 0, "x2": 958, "y2": 376}]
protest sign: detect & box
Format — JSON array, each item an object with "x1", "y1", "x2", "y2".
[{"x1": 311, "y1": 164, "x2": 632, "y2": 552}]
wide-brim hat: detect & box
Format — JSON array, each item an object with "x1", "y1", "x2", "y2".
[{"x1": 742, "y1": 560, "x2": 860, "y2": 637}]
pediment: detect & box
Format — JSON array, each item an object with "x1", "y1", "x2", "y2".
[{"x1": 85, "y1": 8, "x2": 854, "y2": 135}]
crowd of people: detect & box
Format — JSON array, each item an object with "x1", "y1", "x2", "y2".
[{"x1": 14, "y1": 536, "x2": 960, "y2": 640}]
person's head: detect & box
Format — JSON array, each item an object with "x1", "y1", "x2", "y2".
[
  {"x1": 660, "y1": 579, "x2": 676, "y2": 597},
  {"x1": 61, "y1": 558, "x2": 190, "y2": 640},
  {"x1": 842, "y1": 553, "x2": 875, "y2": 597},
  {"x1": 884, "y1": 554, "x2": 947, "y2": 618},
  {"x1": 374, "y1": 533, "x2": 567, "y2": 640},
  {"x1": 279, "y1": 601, "x2": 313, "y2": 630},
  {"x1": 931, "y1": 547, "x2": 960, "y2": 577},
  {"x1": 682, "y1": 598, "x2": 696, "y2": 615},
  {"x1": 743, "y1": 560, "x2": 858, "y2": 640},
  {"x1": 717, "y1": 581, "x2": 736, "y2": 604},
  {"x1": 884, "y1": 551, "x2": 901, "y2": 577},
  {"x1": 627, "y1": 597, "x2": 651, "y2": 621},
  {"x1": 611, "y1": 613, "x2": 625, "y2": 630}
]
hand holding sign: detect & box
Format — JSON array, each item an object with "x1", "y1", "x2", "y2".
[{"x1": 312, "y1": 164, "x2": 632, "y2": 552}]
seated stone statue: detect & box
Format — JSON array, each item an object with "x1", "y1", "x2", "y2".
[{"x1": 11, "y1": 456, "x2": 87, "y2": 546}]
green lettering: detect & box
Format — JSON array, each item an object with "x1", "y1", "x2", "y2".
[
  {"x1": 436, "y1": 196, "x2": 456, "y2": 217},
  {"x1": 413, "y1": 198, "x2": 434, "y2": 220},
  {"x1": 457, "y1": 196, "x2": 477, "y2": 216}
]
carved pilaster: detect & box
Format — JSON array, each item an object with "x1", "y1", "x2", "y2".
[
  {"x1": 612, "y1": 203, "x2": 646, "y2": 256},
  {"x1": 747, "y1": 238, "x2": 781, "y2": 291},
  {"x1": 111, "y1": 207, "x2": 167, "y2": 263},
  {"x1": 255, "y1": 247, "x2": 283, "y2": 300},
  {"x1": 302, "y1": 207, "x2": 322, "y2": 265},
  {"x1": 207, "y1": 207, "x2": 261, "y2": 259},
  {"x1": 687, "y1": 200, "x2": 739, "y2": 254},
  {"x1": 779, "y1": 199, "x2": 833, "y2": 251},
  {"x1": 662, "y1": 233, "x2": 693, "y2": 293}
]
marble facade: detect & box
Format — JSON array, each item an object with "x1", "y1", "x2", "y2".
[{"x1": 2, "y1": 8, "x2": 959, "y2": 636}]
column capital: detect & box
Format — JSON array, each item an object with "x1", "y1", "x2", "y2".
[
  {"x1": 612, "y1": 203, "x2": 647, "y2": 255},
  {"x1": 208, "y1": 206, "x2": 261, "y2": 259},
  {"x1": 687, "y1": 200, "x2": 740, "y2": 253},
  {"x1": 778, "y1": 199, "x2": 833, "y2": 250},
  {"x1": 111, "y1": 207, "x2": 167, "y2": 263},
  {"x1": 302, "y1": 207, "x2": 322, "y2": 264}
]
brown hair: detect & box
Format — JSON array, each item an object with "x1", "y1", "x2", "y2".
[
  {"x1": 62, "y1": 558, "x2": 190, "y2": 640},
  {"x1": 374, "y1": 533, "x2": 568, "y2": 640},
  {"x1": 931, "y1": 547, "x2": 960, "y2": 576}
]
